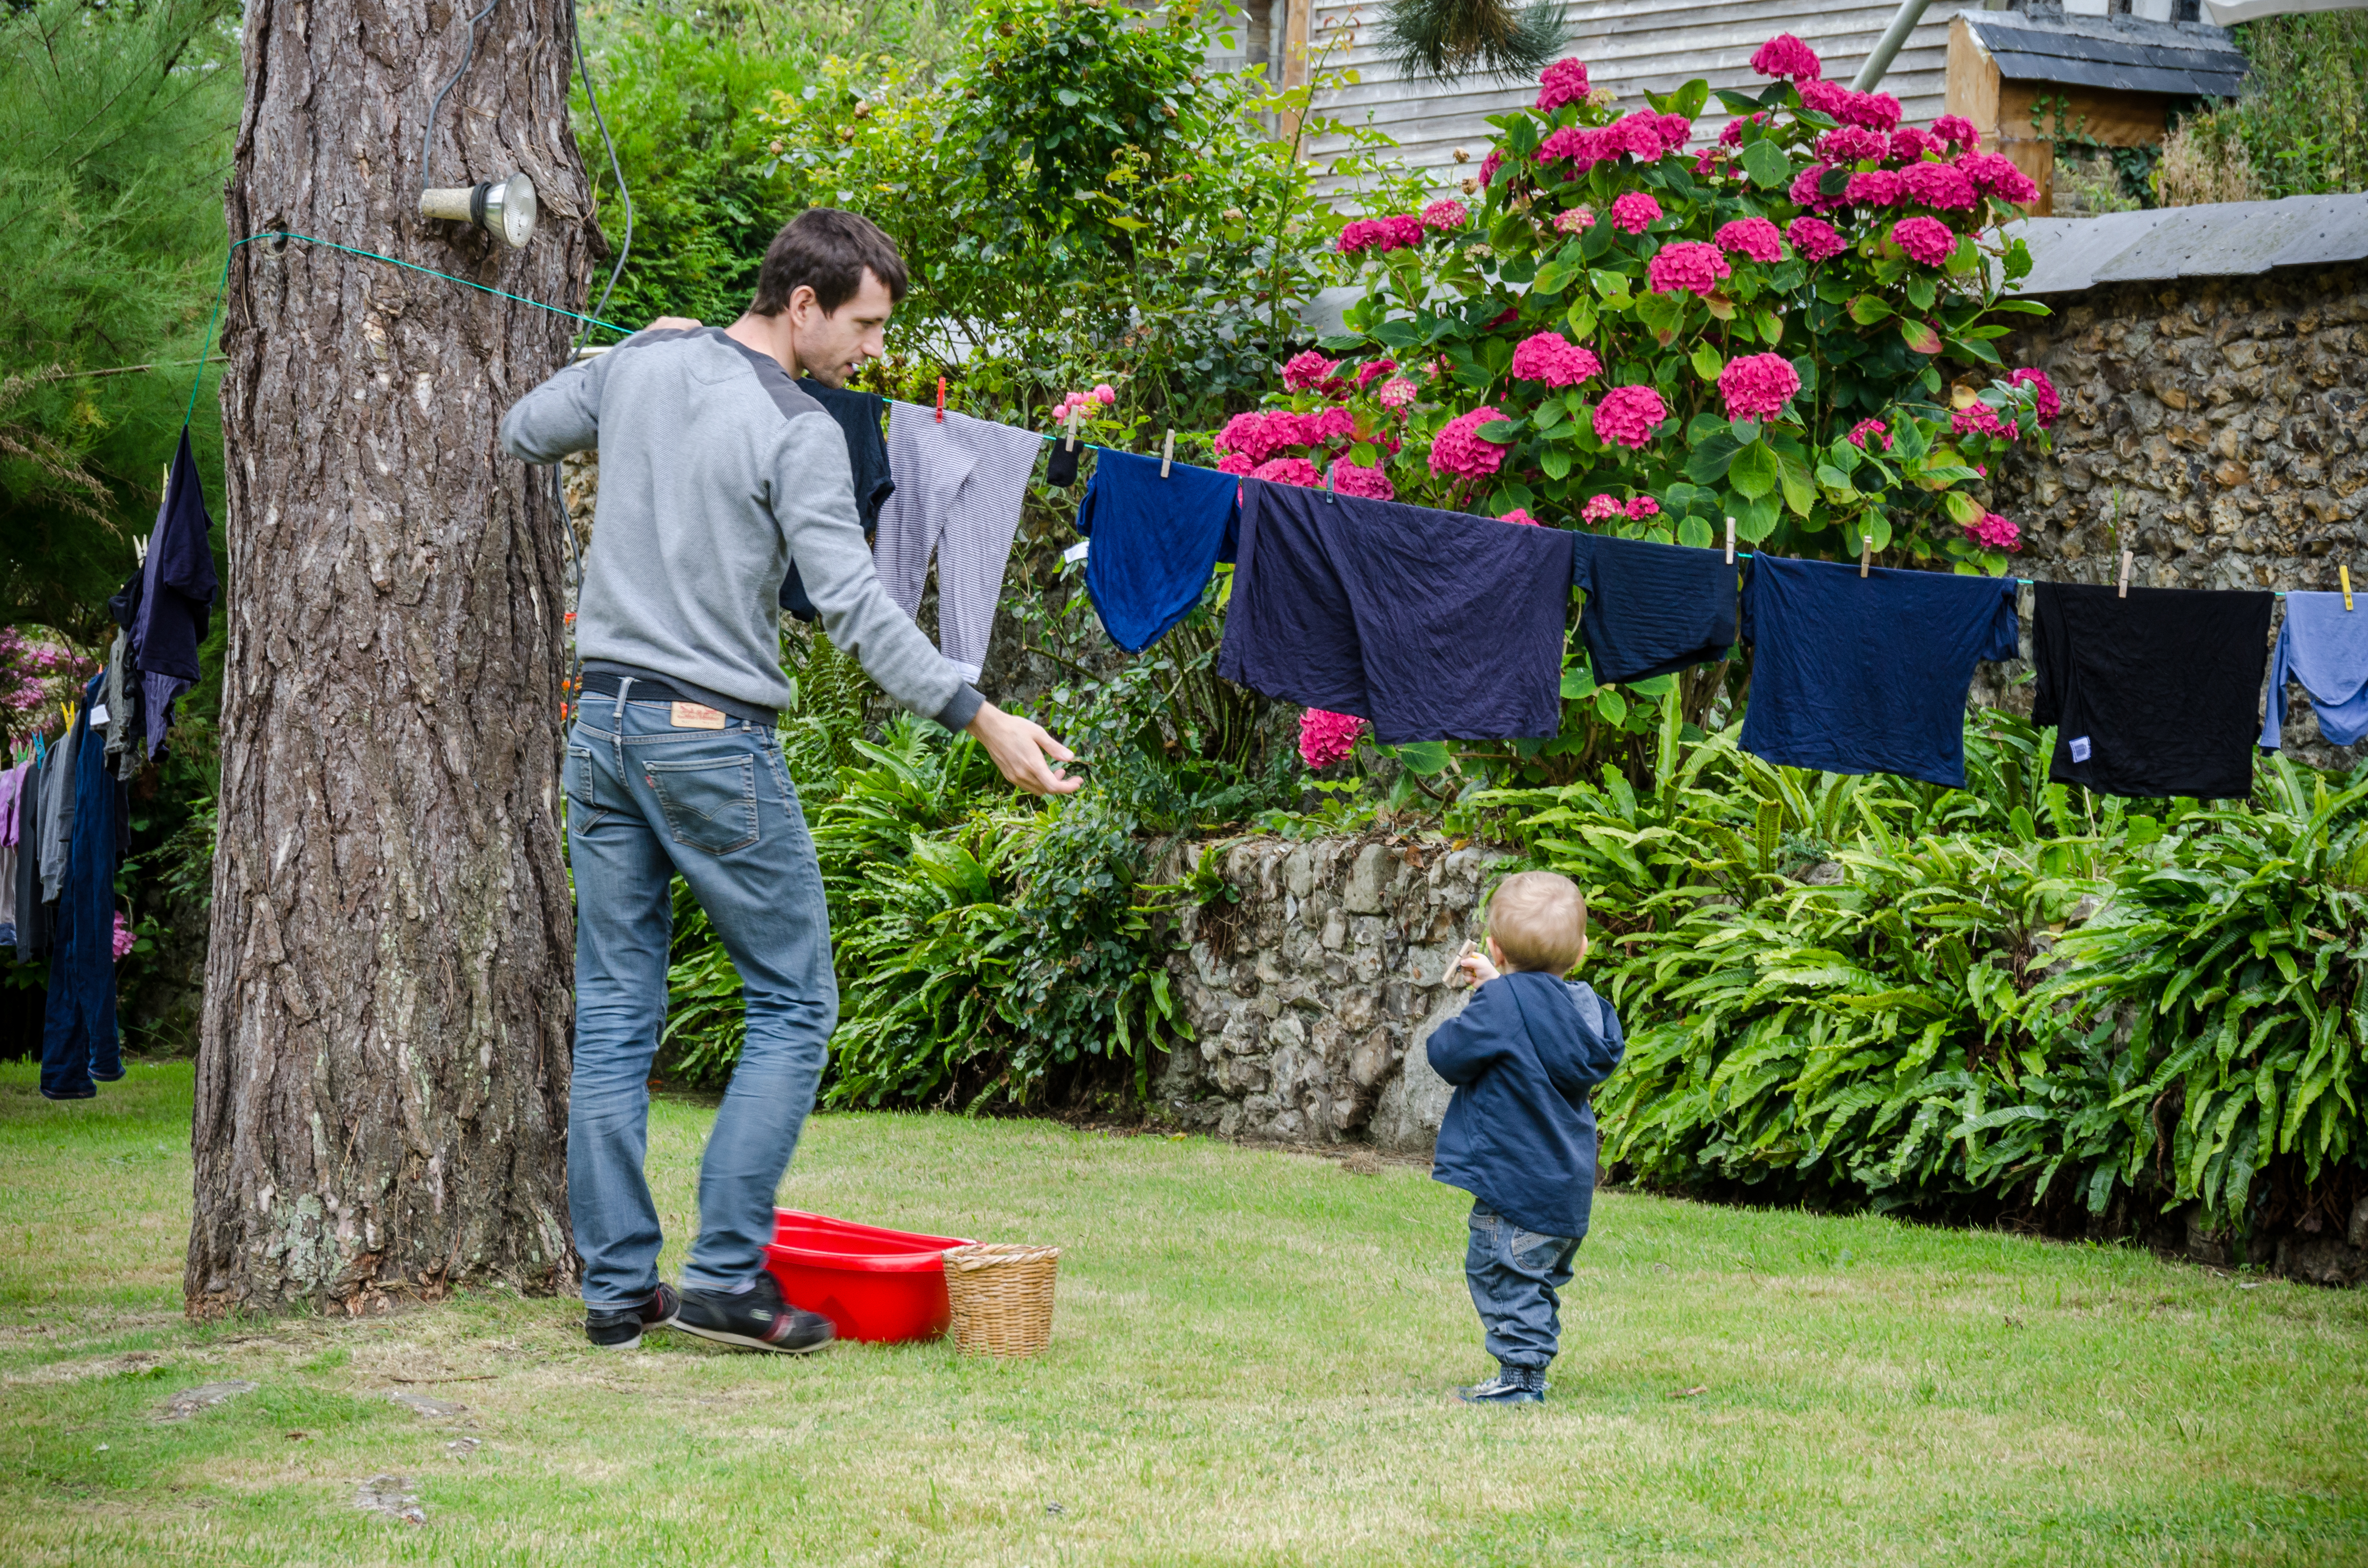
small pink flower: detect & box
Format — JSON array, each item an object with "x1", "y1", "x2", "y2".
[
  {"x1": 1625, "y1": 496, "x2": 1660, "y2": 519},
  {"x1": 112, "y1": 912, "x2": 136, "y2": 962},
  {"x1": 1328, "y1": 460, "x2": 1395, "y2": 500},
  {"x1": 1846, "y1": 417, "x2": 1893, "y2": 451},
  {"x1": 1901, "y1": 161, "x2": 1978, "y2": 210},
  {"x1": 1952, "y1": 401, "x2": 2011, "y2": 440},
  {"x1": 1252, "y1": 456, "x2": 1324, "y2": 488},
  {"x1": 1283, "y1": 353, "x2": 1338, "y2": 392},
  {"x1": 1299, "y1": 405, "x2": 1357, "y2": 449},
  {"x1": 1592, "y1": 386, "x2": 1669, "y2": 450},
  {"x1": 1478, "y1": 148, "x2": 1504, "y2": 188},
  {"x1": 1537, "y1": 57, "x2": 1592, "y2": 112},
  {"x1": 1582, "y1": 494, "x2": 1624, "y2": 522},
  {"x1": 1801, "y1": 79, "x2": 1851, "y2": 118},
  {"x1": 1846, "y1": 168, "x2": 1905, "y2": 206},
  {"x1": 1420, "y1": 199, "x2": 1469, "y2": 230},
  {"x1": 1888, "y1": 127, "x2": 1932, "y2": 164},
  {"x1": 1378, "y1": 376, "x2": 1417, "y2": 408},
  {"x1": 1959, "y1": 151, "x2": 2039, "y2": 205},
  {"x1": 1718, "y1": 353, "x2": 1801, "y2": 422},
  {"x1": 1818, "y1": 126, "x2": 1887, "y2": 164},
  {"x1": 1892, "y1": 215, "x2": 1958, "y2": 266},
  {"x1": 2009, "y1": 367, "x2": 2060, "y2": 427},
  {"x1": 1216, "y1": 452, "x2": 1254, "y2": 475},
  {"x1": 1845, "y1": 91, "x2": 1903, "y2": 132},
  {"x1": 1695, "y1": 147, "x2": 1727, "y2": 176},
  {"x1": 1299, "y1": 709, "x2": 1368, "y2": 769},
  {"x1": 1498, "y1": 508, "x2": 1540, "y2": 527},
  {"x1": 1933, "y1": 114, "x2": 1980, "y2": 149},
  {"x1": 1788, "y1": 215, "x2": 1846, "y2": 262},
  {"x1": 1790, "y1": 161, "x2": 1838, "y2": 211},
  {"x1": 1714, "y1": 217, "x2": 1783, "y2": 263},
  {"x1": 1539, "y1": 125, "x2": 1616, "y2": 172},
  {"x1": 1429, "y1": 406, "x2": 1512, "y2": 479},
  {"x1": 1355, "y1": 358, "x2": 1397, "y2": 389},
  {"x1": 1379, "y1": 213, "x2": 1425, "y2": 249},
  {"x1": 1646, "y1": 240, "x2": 1732, "y2": 297},
  {"x1": 1720, "y1": 113, "x2": 1767, "y2": 147},
  {"x1": 1964, "y1": 511, "x2": 2022, "y2": 552},
  {"x1": 1609, "y1": 191, "x2": 1663, "y2": 234},
  {"x1": 1750, "y1": 33, "x2": 1822, "y2": 81},
  {"x1": 1510, "y1": 331, "x2": 1603, "y2": 387},
  {"x1": 1552, "y1": 204, "x2": 1597, "y2": 233},
  {"x1": 1093, "y1": 383, "x2": 1116, "y2": 405}
]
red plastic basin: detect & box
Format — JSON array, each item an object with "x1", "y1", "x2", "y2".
[{"x1": 762, "y1": 1209, "x2": 974, "y2": 1344}]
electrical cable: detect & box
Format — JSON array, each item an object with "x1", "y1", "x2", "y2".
[{"x1": 420, "y1": 0, "x2": 506, "y2": 192}]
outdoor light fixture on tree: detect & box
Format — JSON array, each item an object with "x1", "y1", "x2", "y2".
[{"x1": 418, "y1": 171, "x2": 539, "y2": 248}]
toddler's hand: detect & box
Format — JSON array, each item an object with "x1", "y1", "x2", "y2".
[{"x1": 1455, "y1": 943, "x2": 1499, "y2": 987}]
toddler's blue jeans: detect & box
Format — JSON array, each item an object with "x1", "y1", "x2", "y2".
[{"x1": 1466, "y1": 1203, "x2": 1580, "y2": 1370}]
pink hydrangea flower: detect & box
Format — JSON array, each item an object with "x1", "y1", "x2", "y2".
[
  {"x1": 1846, "y1": 91, "x2": 1903, "y2": 132},
  {"x1": 1750, "y1": 33, "x2": 1822, "y2": 80},
  {"x1": 1788, "y1": 215, "x2": 1846, "y2": 261},
  {"x1": 1420, "y1": 199, "x2": 1469, "y2": 230},
  {"x1": 1216, "y1": 410, "x2": 1304, "y2": 464},
  {"x1": 1295, "y1": 406, "x2": 1357, "y2": 450},
  {"x1": 1901, "y1": 161, "x2": 1978, "y2": 210},
  {"x1": 1498, "y1": 508, "x2": 1540, "y2": 527},
  {"x1": 111, "y1": 912, "x2": 135, "y2": 962},
  {"x1": 1695, "y1": 147, "x2": 1727, "y2": 176},
  {"x1": 1094, "y1": 383, "x2": 1116, "y2": 405},
  {"x1": 1646, "y1": 240, "x2": 1732, "y2": 297},
  {"x1": 1951, "y1": 401, "x2": 2011, "y2": 440},
  {"x1": 1510, "y1": 331, "x2": 1603, "y2": 386},
  {"x1": 1538, "y1": 125, "x2": 1615, "y2": 172},
  {"x1": 1625, "y1": 496, "x2": 1660, "y2": 519},
  {"x1": 1553, "y1": 204, "x2": 1596, "y2": 233},
  {"x1": 2010, "y1": 367, "x2": 2061, "y2": 427},
  {"x1": 1800, "y1": 79, "x2": 1851, "y2": 118},
  {"x1": 1581, "y1": 494, "x2": 1624, "y2": 521},
  {"x1": 1537, "y1": 57, "x2": 1592, "y2": 112},
  {"x1": 1718, "y1": 353, "x2": 1801, "y2": 422},
  {"x1": 1846, "y1": 168, "x2": 1905, "y2": 206},
  {"x1": 1846, "y1": 417, "x2": 1893, "y2": 451},
  {"x1": 1964, "y1": 512, "x2": 2022, "y2": 552},
  {"x1": 1959, "y1": 151, "x2": 2039, "y2": 205},
  {"x1": 1328, "y1": 460, "x2": 1395, "y2": 500},
  {"x1": 1337, "y1": 219, "x2": 1381, "y2": 254},
  {"x1": 1378, "y1": 376, "x2": 1417, "y2": 408},
  {"x1": 1609, "y1": 191, "x2": 1663, "y2": 233},
  {"x1": 1429, "y1": 407, "x2": 1512, "y2": 479},
  {"x1": 1887, "y1": 127, "x2": 1931, "y2": 164},
  {"x1": 1790, "y1": 162, "x2": 1838, "y2": 211},
  {"x1": 1592, "y1": 386, "x2": 1668, "y2": 450},
  {"x1": 1355, "y1": 358, "x2": 1398, "y2": 389},
  {"x1": 1252, "y1": 456, "x2": 1324, "y2": 487},
  {"x1": 1656, "y1": 112, "x2": 1695, "y2": 150},
  {"x1": 1610, "y1": 111, "x2": 1682, "y2": 161},
  {"x1": 1892, "y1": 215, "x2": 1958, "y2": 266},
  {"x1": 1478, "y1": 148, "x2": 1503, "y2": 188},
  {"x1": 1336, "y1": 215, "x2": 1424, "y2": 254},
  {"x1": 1933, "y1": 114, "x2": 1980, "y2": 149},
  {"x1": 1714, "y1": 217, "x2": 1783, "y2": 263},
  {"x1": 1216, "y1": 452, "x2": 1254, "y2": 475},
  {"x1": 1818, "y1": 126, "x2": 1887, "y2": 163},
  {"x1": 1282, "y1": 352, "x2": 1339, "y2": 392},
  {"x1": 1720, "y1": 113, "x2": 1767, "y2": 147},
  {"x1": 1299, "y1": 709, "x2": 1368, "y2": 769}
]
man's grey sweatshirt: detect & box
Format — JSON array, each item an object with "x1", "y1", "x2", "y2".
[{"x1": 498, "y1": 327, "x2": 981, "y2": 730}]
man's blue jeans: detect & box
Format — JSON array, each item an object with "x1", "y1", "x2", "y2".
[
  {"x1": 564, "y1": 683, "x2": 834, "y2": 1308},
  {"x1": 1466, "y1": 1203, "x2": 1581, "y2": 1370}
]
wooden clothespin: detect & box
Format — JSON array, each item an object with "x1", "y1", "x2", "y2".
[
  {"x1": 2343, "y1": 564, "x2": 2354, "y2": 612},
  {"x1": 1724, "y1": 516, "x2": 1736, "y2": 566},
  {"x1": 1160, "y1": 429, "x2": 1175, "y2": 479},
  {"x1": 935, "y1": 376, "x2": 947, "y2": 422},
  {"x1": 1859, "y1": 535, "x2": 1872, "y2": 578},
  {"x1": 2118, "y1": 549, "x2": 2133, "y2": 599},
  {"x1": 1064, "y1": 407, "x2": 1079, "y2": 453}
]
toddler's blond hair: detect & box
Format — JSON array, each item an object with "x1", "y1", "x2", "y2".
[{"x1": 1486, "y1": 870, "x2": 1588, "y2": 975}]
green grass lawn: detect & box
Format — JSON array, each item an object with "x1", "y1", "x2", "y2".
[{"x1": 2, "y1": 1061, "x2": 2364, "y2": 1566}]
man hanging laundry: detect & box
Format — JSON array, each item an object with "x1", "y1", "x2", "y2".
[{"x1": 500, "y1": 208, "x2": 1079, "y2": 1357}]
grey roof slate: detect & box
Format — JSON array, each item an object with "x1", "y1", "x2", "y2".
[
  {"x1": 2000, "y1": 194, "x2": 2368, "y2": 294},
  {"x1": 1961, "y1": 10, "x2": 2249, "y2": 98}
]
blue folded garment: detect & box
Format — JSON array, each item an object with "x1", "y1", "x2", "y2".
[
  {"x1": 1075, "y1": 449, "x2": 1239, "y2": 652},
  {"x1": 2262, "y1": 591, "x2": 2368, "y2": 749}
]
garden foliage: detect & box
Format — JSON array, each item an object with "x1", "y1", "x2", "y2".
[{"x1": 2158, "y1": 12, "x2": 2368, "y2": 205}]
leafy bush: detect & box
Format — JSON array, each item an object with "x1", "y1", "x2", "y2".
[{"x1": 2159, "y1": 12, "x2": 2368, "y2": 205}]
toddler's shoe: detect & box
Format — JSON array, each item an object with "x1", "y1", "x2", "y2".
[{"x1": 1455, "y1": 1365, "x2": 1546, "y2": 1405}]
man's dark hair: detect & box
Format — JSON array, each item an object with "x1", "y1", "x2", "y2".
[{"x1": 751, "y1": 209, "x2": 909, "y2": 317}]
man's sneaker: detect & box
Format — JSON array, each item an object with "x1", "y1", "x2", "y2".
[
  {"x1": 585, "y1": 1283, "x2": 679, "y2": 1351},
  {"x1": 1455, "y1": 1365, "x2": 1546, "y2": 1405},
  {"x1": 674, "y1": 1272, "x2": 835, "y2": 1355}
]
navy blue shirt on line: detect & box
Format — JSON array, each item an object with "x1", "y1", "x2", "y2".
[
  {"x1": 1569, "y1": 529, "x2": 1738, "y2": 685},
  {"x1": 1074, "y1": 449, "x2": 1239, "y2": 652}
]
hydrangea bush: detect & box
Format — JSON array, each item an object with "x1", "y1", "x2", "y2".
[{"x1": 1228, "y1": 37, "x2": 2065, "y2": 784}]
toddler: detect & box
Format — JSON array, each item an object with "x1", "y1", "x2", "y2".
[{"x1": 1431, "y1": 870, "x2": 1625, "y2": 1405}]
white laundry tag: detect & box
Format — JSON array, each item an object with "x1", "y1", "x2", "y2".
[
  {"x1": 89, "y1": 703, "x2": 110, "y2": 726},
  {"x1": 2069, "y1": 736, "x2": 2092, "y2": 763},
  {"x1": 1062, "y1": 539, "x2": 1090, "y2": 564}
]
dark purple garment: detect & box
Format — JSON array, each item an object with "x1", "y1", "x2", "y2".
[
  {"x1": 42, "y1": 674, "x2": 121, "y2": 1099},
  {"x1": 130, "y1": 427, "x2": 219, "y2": 759},
  {"x1": 1217, "y1": 481, "x2": 1576, "y2": 744}
]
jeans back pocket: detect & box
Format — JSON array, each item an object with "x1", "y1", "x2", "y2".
[
  {"x1": 645, "y1": 754, "x2": 760, "y2": 855},
  {"x1": 563, "y1": 745, "x2": 609, "y2": 833}
]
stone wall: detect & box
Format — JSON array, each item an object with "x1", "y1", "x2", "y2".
[{"x1": 1155, "y1": 834, "x2": 1510, "y2": 1152}]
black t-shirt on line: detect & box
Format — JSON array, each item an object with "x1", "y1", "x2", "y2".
[
  {"x1": 778, "y1": 379, "x2": 896, "y2": 622},
  {"x1": 2031, "y1": 581, "x2": 2274, "y2": 800}
]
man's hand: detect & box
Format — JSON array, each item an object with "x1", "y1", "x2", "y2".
[
  {"x1": 647, "y1": 316, "x2": 701, "y2": 332},
  {"x1": 966, "y1": 701, "x2": 1081, "y2": 796}
]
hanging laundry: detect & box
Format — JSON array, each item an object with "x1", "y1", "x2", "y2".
[
  {"x1": 2032, "y1": 582, "x2": 2273, "y2": 799},
  {"x1": 1218, "y1": 480, "x2": 1575, "y2": 744},
  {"x1": 37, "y1": 706, "x2": 79, "y2": 904},
  {"x1": 1739, "y1": 554, "x2": 2017, "y2": 789},
  {"x1": 872, "y1": 402, "x2": 1044, "y2": 682},
  {"x1": 42, "y1": 676, "x2": 123, "y2": 1099},
  {"x1": 1569, "y1": 530, "x2": 1737, "y2": 685},
  {"x1": 0, "y1": 759, "x2": 24, "y2": 946},
  {"x1": 1073, "y1": 450, "x2": 1240, "y2": 653},
  {"x1": 780, "y1": 379, "x2": 899, "y2": 624},
  {"x1": 2261, "y1": 591, "x2": 2368, "y2": 750},
  {"x1": 101, "y1": 570, "x2": 145, "y2": 783},
  {"x1": 1045, "y1": 435, "x2": 1082, "y2": 490},
  {"x1": 129, "y1": 427, "x2": 220, "y2": 760},
  {"x1": 11, "y1": 749, "x2": 43, "y2": 961}
]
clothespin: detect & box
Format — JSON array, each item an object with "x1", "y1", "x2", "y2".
[
  {"x1": 1064, "y1": 407, "x2": 1079, "y2": 453},
  {"x1": 1724, "y1": 516, "x2": 1736, "y2": 566},
  {"x1": 2118, "y1": 549, "x2": 2133, "y2": 599},
  {"x1": 2343, "y1": 564, "x2": 2354, "y2": 612},
  {"x1": 935, "y1": 377, "x2": 946, "y2": 422},
  {"x1": 1859, "y1": 535, "x2": 1872, "y2": 578},
  {"x1": 1160, "y1": 429, "x2": 1175, "y2": 479}
]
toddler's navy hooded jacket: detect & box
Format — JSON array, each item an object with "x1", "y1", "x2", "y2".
[{"x1": 1427, "y1": 971, "x2": 1626, "y2": 1239}]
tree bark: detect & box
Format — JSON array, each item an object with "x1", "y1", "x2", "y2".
[{"x1": 187, "y1": 0, "x2": 594, "y2": 1315}]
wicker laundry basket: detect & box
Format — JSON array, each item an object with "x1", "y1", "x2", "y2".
[{"x1": 940, "y1": 1243, "x2": 1061, "y2": 1358}]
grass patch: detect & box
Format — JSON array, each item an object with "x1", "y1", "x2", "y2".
[{"x1": 1, "y1": 1060, "x2": 2363, "y2": 1565}]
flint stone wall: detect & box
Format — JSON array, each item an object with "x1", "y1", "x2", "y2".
[{"x1": 1155, "y1": 835, "x2": 1510, "y2": 1152}]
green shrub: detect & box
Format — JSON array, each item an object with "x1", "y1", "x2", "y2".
[{"x1": 2162, "y1": 12, "x2": 2368, "y2": 203}]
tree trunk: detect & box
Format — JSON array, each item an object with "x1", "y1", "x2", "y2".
[{"x1": 187, "y1": 0, "x2": 594, "y2": 1315}]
